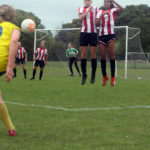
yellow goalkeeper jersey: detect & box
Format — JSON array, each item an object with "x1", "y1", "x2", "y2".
[{"x1": 0, "y1": 21, "x2": 21, "y2": 72}]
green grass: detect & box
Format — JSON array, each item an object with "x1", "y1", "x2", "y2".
[{"x1": 0, "y1": 62, "x2": 150, "y2": 150}]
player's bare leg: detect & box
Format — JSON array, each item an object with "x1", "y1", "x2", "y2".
[
  {"x1": 90, "y1": 46, "x2": 97, "y2": 84},
  {"x1": 80, "y1": 46, "x2": 88, "y2": 85},
  {"x1": 0, "y1": 91, "x2": 16, "y2": 136},
  {"x1": 22, "y1": 64, "x2": 27, "y2": 79},
  {"x1": 108, "y1": 40, "x2": 116, "y2": 86},
  {"x1": 100, "y1": 44, "x2": 108, "y2": 86}
]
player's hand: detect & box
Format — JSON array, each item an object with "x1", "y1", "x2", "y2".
[
  {"x1": 6, "y1": 67, "x2": 12, "y2": 83},
  {"x1": 102, "y1": 11, "x2": 109, "y2": 16},
  {"x1": 88, "y1": 6, "x2": 93, "y2": 12},
  {"x1": 74, "y1": 56, "x2": 77, "y2": 58}
]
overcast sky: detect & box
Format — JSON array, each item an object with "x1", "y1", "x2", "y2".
[{"x1": 0, "y1": 0, "x2": 150, "y2": 29}]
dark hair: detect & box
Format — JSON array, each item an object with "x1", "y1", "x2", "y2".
[{"x1": 100, "y1": 0, "x2": 115, "y2": 10}]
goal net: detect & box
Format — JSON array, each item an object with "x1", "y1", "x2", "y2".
[{"x1": 34, "y1": 26, "x2": 150, "y2": 79}]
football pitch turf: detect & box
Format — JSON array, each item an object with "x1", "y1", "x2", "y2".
[{"x1": 0, "y1": 62, "x2": 150, "y2": 150}]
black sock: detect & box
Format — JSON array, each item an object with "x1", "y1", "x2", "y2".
[
  {"x1": 40, "y1": 71, "x2": 43, "y2": 80},
  {"x1": 74, "y1": 63, "x2": 80, "y2": 74},
  {"x1": 13, "y1": 68, "x2": 16, "y2": 76},
  {"x1": 23, "y1": 69, "x2": 27, "y2": 78},
  {"x1": 101, "y1": 59, "x2": 107, "y2": 77},
  {"x1": 91, "y1": 59, "x2": 97, "y2": 78},
  {"x1": 33, "y1": 69, "x2": 36, "y2": 78},
  {"x1": 110, "y1": 59, "x2": 115, "y2": 78},
  {"x1": 81, "y1": 59, "x2": 87, "y2": 77}
]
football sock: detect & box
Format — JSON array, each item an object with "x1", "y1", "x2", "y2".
[
  {"x1": 81, "y1": 59, "x2": 87, "y2": 77},
  {"x1": 13, "y1": 68, "x2": 16, "y2": 76},
  {"x1": 0, "y1": 102, "x2": 15, "y2": 130},
  {"x1": 33, "y1": 69, "x2": 36, "y2": 78},
  {"x1": 91, "y1": 59, "x2": 97, "y2": 78},
  {"x1": 23, "y1": 69, "x2": 27, "y2": 78},
  {"x1": 101, "y1": 59, "x2": 107, "y2": 77},
  {"x1": 110, "y1": 59, "x2": 115, "y2": 78},
  {"x1": 39, "y1": 71, "x2": 43, "y2": 80}
]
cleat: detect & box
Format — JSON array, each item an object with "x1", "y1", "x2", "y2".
[
  {"x1": 102, "y1": 76, "x2": 108, "y2": 86},
  {"x1": 91, "y1": 75, "x2": 95, "y2": 84},
  {"x1": 8, "y1": 130, "x2": 17, "y2": 137},
  {"x1": 13, "y1": 75, "x2": 16, "y2": 78},
  {"x1": 30, "y1": 77, "x2": 35, "y2": 80},
  {"x1": 69, "y1": 74, "x2": 74, "y2": 76},
  {"x1": 111, "y1": 77, "x2": 115, "y2": 86},
  {"x1": 81, "y1": 75, "x2": 87, "y2": 85}
]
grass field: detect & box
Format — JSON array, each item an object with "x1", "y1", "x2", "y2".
[{"x1": 0, "y1": 62, "x2": 150, "y2": 150}]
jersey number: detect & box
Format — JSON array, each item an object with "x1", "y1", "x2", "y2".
[{"x1": 0, "y1": 26, "x2": 3, "y2": 37}]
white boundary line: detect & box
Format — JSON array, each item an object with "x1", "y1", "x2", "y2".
[{"x1": 4, "y1": 101, "x2": 150, "y2": 112}]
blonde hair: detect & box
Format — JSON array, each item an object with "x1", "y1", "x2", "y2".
[{"x1": 0, "y1": 5, "x2": 15, "y2": 23}]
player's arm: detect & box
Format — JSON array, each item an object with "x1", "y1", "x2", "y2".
[
  {"x1": 112, "y1": 0, "x2": 124, "y2": 12},
  {"x1": 79, "y1": 6, "x2": 93, "y2": 21},
  {"x1": 6, "y1": 29, "x2": 21, "y2": 82},
  {"x1": 45, "y1": 50, "x2": 48, "y2": 65},
  {"x1": 74, "y1": 49, "x2": 78, "y2": 58},
  {"x1": 66, "y1": 50, "x2": 69, "y2": 58},
  {"x1": 45, "y1": 56, "x2": 48, "y2": 65},
  {"x1": 96, "y1": 11, "x2": 108, "y2": 26},
  {"x1": 33, "y1": 49, "x2": 37, "y2": 61},
  {"x1": 24, "y1": 50, "x2": 27, "y2": 62}
]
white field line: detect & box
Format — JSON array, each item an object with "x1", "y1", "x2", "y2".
[{"x1": 4, "y1": 101, "x2": 150, "y2": 112}]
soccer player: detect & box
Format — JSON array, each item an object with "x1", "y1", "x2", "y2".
[
  {"x1": 78, "y1": 0, "x2": 98, "y2": 85},
  {"x1": 0, "y1": 5, "x2": 21, "y2": 136},
  {"x1": 30, "y1": 41, "x2": 48, "y2": 80},
  {"x1": 96, "y1": 0, "x2": 123, "y2": 86},
  {"x1": 66, "y1": 43, "x2": 81, "y2": 76},
  {"x1": 13, "y1": 42, "x2": 27, "y2": 79}
]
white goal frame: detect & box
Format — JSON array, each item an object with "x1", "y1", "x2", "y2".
[{"x1": 34, "y1": 26, "x2": 141, "y2": 79}]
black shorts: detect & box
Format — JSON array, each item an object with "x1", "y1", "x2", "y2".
[
  {"x1": 15, "y1": 58, "x2": 25, "y2": 65},
  {"x1": 69, "y1": 58, "x2": 78, "y2": 64},
  {"x1": 80, "y1": 32, "x2": 97, "y2": 46},
  {"x1": 0, "y1": 72, "x2": 6, "y2": 77},
  {"x1": 99, "y1": 34, "x2": 116, "y2": 46},
  {"x1": 34, "y1": 60, "x2": 45, "y2": 68}
]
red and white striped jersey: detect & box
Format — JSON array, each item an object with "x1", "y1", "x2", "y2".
[
  {"x1": 78, "y1": 6, "x2": 98, "y2": 33},
  {"x1": 35, "y1": 48, "x2": 48, "y2": 61},
  {"x1": 96, "y1": 8, "x2": 118, "y2": 36},
  {"x1": 16, "y1": 47, "x2": 26, "y2": 59}
]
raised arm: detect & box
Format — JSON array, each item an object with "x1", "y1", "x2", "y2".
[
  {"x1": 96, "y1": 11, "x2": 108, "y2": 26},
  {"x1": 6, "y1": 29, "x2": 20, "y2": 82},
  {"x1": 112, "y1": 0, "x2": 124, "y2": 12},
  {"x1": 79, "y1": 6, "x2": 93, "y2": 21}
]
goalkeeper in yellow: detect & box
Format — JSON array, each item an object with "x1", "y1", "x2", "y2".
[{"x1": 0, "y1": 5, "x2": 21, "y2": 136}]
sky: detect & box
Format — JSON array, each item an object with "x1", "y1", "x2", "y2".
[{"x1": 0, "y1": 0, "x2": 150, "y2": 29}]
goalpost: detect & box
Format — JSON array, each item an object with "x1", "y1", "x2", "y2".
[{"x1": 34, "y1": 26, "x2": 148, "y2": 79}]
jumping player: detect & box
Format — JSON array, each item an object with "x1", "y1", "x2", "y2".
[
  {"x1": 66, "y1": 43, "x2": 81, "y2": 76},
  {"x1": 78, "y1": 0, "x2": 98, "y2": 85},
  {"x1": 13, "y1": 42, "x2": 27, "y2": 79},
  {"x1": 0, "y1": 5, "x2": 21, "y2": 136},
  {"x1": 96, "y1": 0, "x2": 123, "y2": 86},
  {"x1": 30, "y1": 41, "x2": 48, "y2": 80}
]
